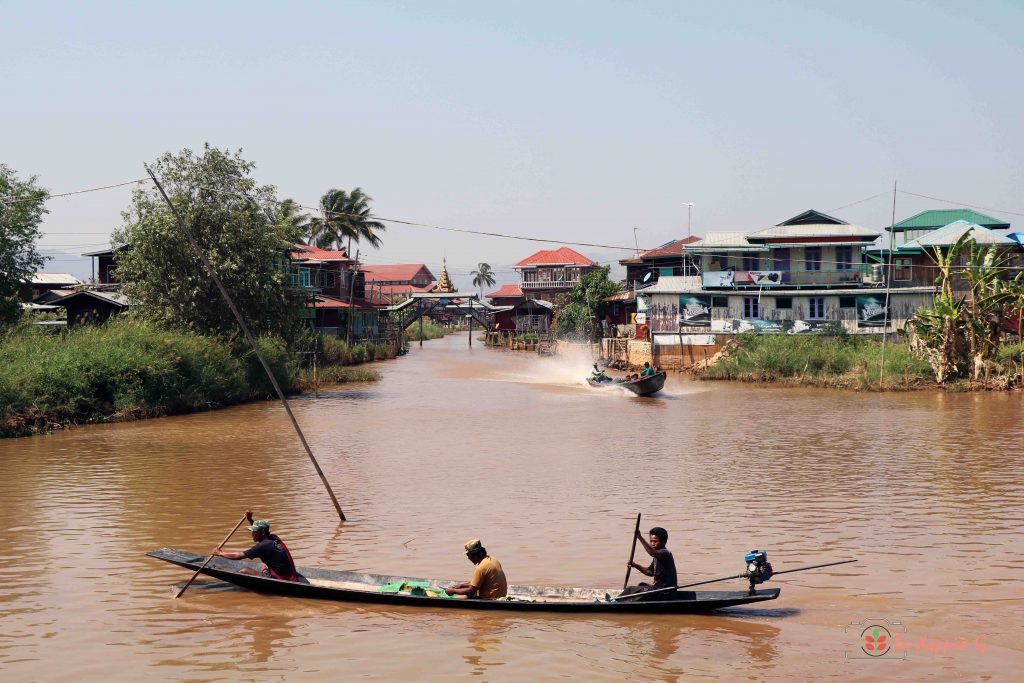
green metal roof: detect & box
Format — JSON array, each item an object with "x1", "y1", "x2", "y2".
[{"x1": 891, "y1": 209, "x2": 1010, "y2": 232}]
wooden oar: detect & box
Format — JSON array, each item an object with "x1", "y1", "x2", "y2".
[
  {"x1": 613, "y1": 558, "x2": 858, "y2": 602},
  {"x1": 622, "y1": 513, "x2": 642, "y2": 590},
  {"x1": 175, "y1": 513, "x2": 251, "y2": 599}
]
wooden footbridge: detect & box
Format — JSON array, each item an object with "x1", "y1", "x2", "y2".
[{"x1": 382, "y1": 292, "x2": 499, "y2": 347}]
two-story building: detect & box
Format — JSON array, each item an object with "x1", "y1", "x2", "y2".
[
  {"x1": 619, "y1": 236, "x2": 703, "y2": 288},
  {"x1": 289, "y1": 244, "x2": 381, "y2": 338},
  {"x1": 362, "y1": 263, "x2": 436, "y2": 304},
  {"x1": 512, "y1": 247, "x2": 599, "y2": 299},
  {"x1": 638, "y1": 210, "x2": 937, "y2": 341}
]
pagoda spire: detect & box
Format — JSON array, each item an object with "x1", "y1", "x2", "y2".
[{"x1": 431, "y1": 257, "x2": 456, "y2": 293}]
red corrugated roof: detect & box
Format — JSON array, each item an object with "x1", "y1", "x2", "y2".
[
  {"x1": 307, "y1": 296, "x2": 352, "y2": 309},
  {"x1": 290, "y1": 244, "x2": 351, "y2": 262},
  {"x1": 362, "y1": 264, "x2": 434, "y2": 282},
  {"x1": 622, "y1": 237, "x2": 703, "y2": 263},
  {"x1": 485, "y1": 284, "x2": 523, "y2": 298},
  {"x1": 513, "y1": 247, "x2": 598, "y2": 267},
  {"x1": 603, "y1": 291, "x2": 635, "y2": 302}
]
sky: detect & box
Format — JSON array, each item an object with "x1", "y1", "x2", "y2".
[{"x1": 4, "y1": 1, "x2": 1023, "y2": 288}]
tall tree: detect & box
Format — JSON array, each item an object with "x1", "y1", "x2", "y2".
[
  {"x1": 111, "y1": 145, "x2": 300, "y2": 338},
  {"x1": 0, "y1": 165, "x2": 48, "y2": 325},
  {"x1": 307, "y1": 187, "x2": 385, "y2": 252},
  {"x1": 471, "y1": 262, "x2": 496, "y2": 298},
  {"x1": 276, "y1": 198, "x2": 311, "y2": 244},
  {"x1": 554, "y1": 266, "x2": 619, "y2": 340}
]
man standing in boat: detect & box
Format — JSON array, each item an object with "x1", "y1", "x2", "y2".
[
  {"x1": 623, "y1": 527, "x2": 677, "y2": 598},
  {"x1": 210, "y1": 516, "x2": 302, "y2": 582},
  {"x1": 445, "y1": 539, "x2": 508, "y2": 599}
]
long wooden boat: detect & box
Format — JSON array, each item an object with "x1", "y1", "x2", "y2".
[
  {"x1": 148, "y1": 548, "x2": 779, "y2": 613},
  {"x1": 586, "y1": 371, "x2": 666, "y2": 397}
]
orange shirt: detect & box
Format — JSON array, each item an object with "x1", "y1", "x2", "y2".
[{"x1": 470, "y1": 556, "x2": 508, "y2": 599}]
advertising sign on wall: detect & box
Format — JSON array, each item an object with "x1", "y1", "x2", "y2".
[
  {"x1": 710, "y1": 319, "x2": 827, "y2": 334},
  {"x1": 702, "y1": 271, "x2": 734, "y2": 288},
  {"x1": 856, "y1": 295, "x2": 889, "y2": 328},
  {"x1": 678, "y1": 295, "x2": 711, "y2": 327}
]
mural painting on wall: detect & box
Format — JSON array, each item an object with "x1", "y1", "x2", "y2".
[
  {"x1": 649, "y1": 301, "x2": 679, "y2": 332},
  {"x1": 679, "y1": 295, "x2": 711, "y2": 328},
  {"x1": 856, "y1": 295, "x2": 889, "y2": 328}
]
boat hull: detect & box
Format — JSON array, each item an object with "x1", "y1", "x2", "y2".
[
  {"x1": 148, "y1": 548, "x2": 779, "y2": 613},
  {"x1": 587, "y1": 371, "x2": 666, "y2": 396}
]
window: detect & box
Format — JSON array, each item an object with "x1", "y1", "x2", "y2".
[
  {"x1": 742, "y1": 252, "x2": 760, "y2": 271},
  {"x1": 840, "y1": 296, "x2": 856, "y2": 309},
  {"x1": 804, "y1": 247, "x2": 822, "y2": 271},
  {"x1": 894, "y1": 258, "x2": 912, "y2": 281},
  {"x1": 775, "y1": 297, "x2": 793, "y2": 310},
  {"x1": 773, "y1": 248, "x2": 791, "y2": 271},
  {"x1": 836, "y1": 246, "x2": 854, "y2": 270},
  {"x1": 712, "y1": 296, "x2": 729, "y2": 308},
  {"x1": 808, "y1": 297, "x2": 826, "y2": 320},
  {"x1": 743, "y1": 297, "x2": 760, "y2": 319},
  {"x1": 709, "y1": 252, "x2": 730, "y2": 270}
]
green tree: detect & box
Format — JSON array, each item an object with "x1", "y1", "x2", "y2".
[
  {"x1": 307, "y1": 187, "x2": 385, "y2": 253},
  {"x1": 0, "y1": 165, "x2": 48, "y2": 325},
  {"x1": 276, "y1": 198, "x2": 311, "y2": 244},
  {"x1": 111, "y1": 145, "x2": 300, "y2": 338},
  {"x1": 553, "y1": 265, "x2": 619, "y2": 339},
  {"x1": 471, "y1": 262, "x2": 496, "y2": 298}
]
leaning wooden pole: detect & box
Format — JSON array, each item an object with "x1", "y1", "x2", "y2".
[{"x1": 146, "y1": 167, "x2": 347, "y2": 521}]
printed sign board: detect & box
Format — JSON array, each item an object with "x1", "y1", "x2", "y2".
[
  {"x1": 748, "y1": 271, "x2": 783, "y2": 285},
  {"x1": 710, "y1": 319, "x2": 826, "y2": 334},
  {"x1": 678, "y1": 295, "x2": 711, "y2": 328},
  {"x1": 702, "y1": 271, "x2": 734, "y2": 288},
  {"x1": 856, "y1": 295, "x2": 889, "y2": 328},
  {"x1": 634, "y1": 313, "x2": 646, "y2": 324}
]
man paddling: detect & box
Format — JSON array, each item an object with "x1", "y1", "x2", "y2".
[
  {"x1": 445, "y1": 539, "x2": 508, "y2": 599},
  {"x1": 622, "y1": 526, "x2": 677, "y2": 599},
  {"x1": 210, "y1": 515, "x2": 303, "y2": 582}
]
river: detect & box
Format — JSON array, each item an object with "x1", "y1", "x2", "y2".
[{"x1": 1, "y1": 332, "x2": 1022, "y2": 681}]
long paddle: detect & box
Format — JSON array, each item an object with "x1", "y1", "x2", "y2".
[
  {"x1": 175, "y1": 512, "x2": 251, "y2": 599},
  {"x1": 612, "y1": 558, "x2": 858, "y2": 602},
  {"x1": 622, "y1": 513, "x2": 642, "y2": 590}
]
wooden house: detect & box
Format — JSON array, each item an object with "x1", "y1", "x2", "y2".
[{"x1": 512, "y1": 247, "x2": 599, "y2": 299}]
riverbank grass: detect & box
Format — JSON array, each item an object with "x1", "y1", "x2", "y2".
[
  {"x1": 699, "y1": 333, "x2": 934, "y2": 390},
  {"x1": 405, "y1": 320, "x2": 448, "y2": 342}
]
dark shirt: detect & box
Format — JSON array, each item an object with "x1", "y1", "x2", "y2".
[
  {"x1": 243, "y1": 537, "x2": 294, "y2": 578},
  {"x1": 648, "y1": 548, "x2": 677, "y2": 588}
]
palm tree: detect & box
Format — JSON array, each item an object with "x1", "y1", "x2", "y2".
[
  {"x1": 471, "y1": 263, "x2": 496, "y2": 298},
  {"x1": 276, "y1": 198, "x2": 310, "y2": 243},
  {"x1": 307, "y1": 188, "x2": 386, "y2": 253}
]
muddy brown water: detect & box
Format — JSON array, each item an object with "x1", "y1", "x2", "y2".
[{"x1": 1, "y1": 333, "x2": 1022, "y2": 681}]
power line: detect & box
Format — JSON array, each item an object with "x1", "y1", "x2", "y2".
[
  {"x1": 823, "y1": 191, "x2": 888, "y2": 211},
  {"x1": 0, "y1": 178, "x2": 147, "y2": 207},
  {"x1": 898, "y1": 189, "x2": 1024, "y2": 219}
]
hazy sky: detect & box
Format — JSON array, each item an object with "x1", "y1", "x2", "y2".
[{"x1": 4, "y1": 1, "x2": 1023, "y2": 287}]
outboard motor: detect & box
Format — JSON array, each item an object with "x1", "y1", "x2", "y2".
[{"x1": 744, "y1": 550, "x2": 773, "y2": 595}]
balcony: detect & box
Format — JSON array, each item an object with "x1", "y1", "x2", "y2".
[
  {"x1": 702, "y1": 266, "x2": 879, "y2": 289},
  {"x1": 521, "y1": 279, "x2": 580, "y2": 290}
]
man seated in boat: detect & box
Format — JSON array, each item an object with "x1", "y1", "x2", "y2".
[
  {"x1": 591, "y1": 363, "x2": 610, "y2": 382},
  {"x1": 210, "y1": 517, "x2": 303, "y2": 582},
  {"x1": 622, "y1": 526, "x2": 677, "y2": 599},
  {"x1": 640, "y1": 361, "x2": 656, "y2": 377},
  {"x1": 445, "y1": 539, "x2": 508, "y2": 599}
]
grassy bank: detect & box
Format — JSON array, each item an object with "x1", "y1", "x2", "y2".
[
  {"x1": 697, "y1": 333, "x2": 936, "y2": 390},
  {"x1": 0, "y1": 322, "x2": 381, "y2": 438},
  {"x1": 405, "y1": 320, "x2": 448, "y2": 342}
]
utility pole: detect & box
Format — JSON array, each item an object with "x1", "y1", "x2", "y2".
[{"x1": 346, "y1": 249, "x2": 360, "y2": 345}]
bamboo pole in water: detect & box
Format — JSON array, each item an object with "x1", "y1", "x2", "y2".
[{"x1": 146, "y1": 167, "x2": 347, "y2": 521}]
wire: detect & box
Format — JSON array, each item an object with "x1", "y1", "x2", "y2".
[
  {"x1": 827, "y1": 191, "x2": 892, "y2": 213},
  {"x1": 0, "y1": 178, "x2": 147, "y2": 207},
  {"x1": 194, "y1": 185, "x2": 640, "y2": 252},
  {"x1": 898, "y1": 190, "x2": 1024, "y2": 219}
]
